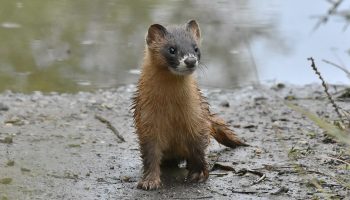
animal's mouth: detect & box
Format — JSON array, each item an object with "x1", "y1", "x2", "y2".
[
  {"x1": 168, "y1": 54, "x2": 198, "y2": 76},
  {"x1": 168, "y1": 66, "x2": 196, "y2": 76}
]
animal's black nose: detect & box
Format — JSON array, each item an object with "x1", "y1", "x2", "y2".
[{"x1": 184, "y1": 57, "x2": 197, "y2": 68}]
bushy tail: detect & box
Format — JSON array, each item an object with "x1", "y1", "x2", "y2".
[{"x1": 210, "y1": 115, "x2": 248, "y2": 148}]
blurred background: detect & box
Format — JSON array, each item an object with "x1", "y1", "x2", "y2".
[{"x1": 0, "y1": 0, "x2": 349, "y2": 93}]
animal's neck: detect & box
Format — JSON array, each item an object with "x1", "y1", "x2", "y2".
[{"x1": 142, "y1": 55, "x2": 196, "y2": 93}]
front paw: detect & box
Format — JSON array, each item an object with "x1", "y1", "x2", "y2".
[
  {"x1": 137, "y1": 177, "x2": 162, "y2": 190},
  {"x1": 187, "y1": 169, "x2": 209, "y2": 183}
]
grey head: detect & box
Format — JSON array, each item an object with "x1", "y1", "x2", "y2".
[{"x1": 146, "y1": 20, "x2": 201, "y2": 76}]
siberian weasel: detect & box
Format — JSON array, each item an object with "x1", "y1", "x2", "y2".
[{"x1": 133, "y1": 20, "x2": 247, "y2": 190}]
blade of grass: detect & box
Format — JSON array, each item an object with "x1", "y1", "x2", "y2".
[{"x1": 285, "y1": 102, "x2": 350, "y2": 145}]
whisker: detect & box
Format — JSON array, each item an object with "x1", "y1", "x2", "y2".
[{"x1": 197, "y1": 61, "x2": 208, "y2": 77}]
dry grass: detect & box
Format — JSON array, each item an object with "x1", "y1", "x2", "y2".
[
  {"x1": 285, "y1": 102, "x2": 350, "y2": 145},
  {"x1": 308, "y1": 57, "x2": 349, "y2": 128}
]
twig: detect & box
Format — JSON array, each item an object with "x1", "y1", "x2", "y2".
[
  {"x1": 47, "y1": 173, "x2": 82, "y2": 181},
  {"x1": 313, "y1": 0, "x2": 344, "y2": 31},
  {"x1": 231, "y1": 190, "x2": 267, "y2": 195},
  {"x1": 343, "y1": 22, "x2": 349, "y2": 31},
  {"x1": 209, "y1": 172, "x2": 229, "y2": 176},
  {"x1": 236, "y1": 168, "x2": 266, "y2": 185},
  {"x1": 242, "y1": 34, "x2": 260, "y2": 84},
  {"x1": 211, "y1": 162, "x2": 236, "y2": 172},
  {"x1": 208, "y1": 152, "x2": 221, "y2": 171},
  {"x1": 95, "y1": 114, "x2": 125, "y2": 142},
  {"x1": 319, "y1": 155, "x2": 350, "y2": 165},
  {"x1": 322, "y1": 59, "x2": 350, "y2": 78},
  {"x1": 253, "y1": 173, "x2": 266, "y2": 185},
  {"x1": 307, "y1": 57, "x2": 345, "y2": 124},
  {"x1": 173, "y1": 196, "x2": 213, "y2": 199},
  {"x1": 96, "y1": 177, "x2": 119, "y2": 184},
  {"x1": 255, "y1": 164, "x2": 331, "y2": 177},
  {"x1": 271, "y1": 186, "x2": 289, "y2": 195}
]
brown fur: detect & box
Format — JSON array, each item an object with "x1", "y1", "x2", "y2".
[{"x1": 132, "y1": 20, "x2": 247, "y2": 190}]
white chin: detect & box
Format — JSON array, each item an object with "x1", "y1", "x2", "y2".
[{"x1": 169, "y1": 67, "x2": 196, "y2": 76}]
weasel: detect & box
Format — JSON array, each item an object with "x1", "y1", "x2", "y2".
[{"x1": 132, "y1": 20, "x2": 247, "y2": 190}]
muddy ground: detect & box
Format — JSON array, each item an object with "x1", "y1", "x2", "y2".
[{"x1": 0, "y1": 84, "x2": 349, "y2": 200}]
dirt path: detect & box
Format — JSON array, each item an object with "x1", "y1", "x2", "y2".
[{"x1": 0, "y1": 84, "x2": 349, "y2": 199}]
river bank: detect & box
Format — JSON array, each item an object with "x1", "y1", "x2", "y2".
[{"x1": 0, "y1": 84, "x2": 349, "y2": 199}]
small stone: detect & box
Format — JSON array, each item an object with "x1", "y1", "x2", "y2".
[
  {"x1": 243, "y1": 124, "x2": 257, "y2": 129},
  {"x1": 271, "y1": 186, "x2": 289, "y2": 195},
  {"x1": 0, "y1": 136, "x2": 13, "y2": 144},
  {"x1": 284, "y1": 95, "x2": 296, "y2": 100},
  {"x1": 220, "y1": 100, "x2": 230, "y2": 107},
  {"x1": 5, "y1": 117, "x2": 25, "y2": 126},
  {"x1": 6, "y1": 160, "x2": 15, "y2": 167},
  {"x1": 121, "y1": 176, "x2": 131, "y2": 182},
  {"x1": 67, "y1": 144, "x2": 81, "y2": 148},
  {"x1": 254, "y1": 148, "x2": 263, "y2": 154},
  {"x1": 254, "y1": 97, "x2": 267, "y2": 101},
  {"x1": 20, "y1": 167, "x2": 31, "y2": 172},
  {"x1": 1, "y1": 195, "x2": 9, "y2": 200},
  {"x1": 276, "y1": 83, "x2": 285, "y2": 89},
  {"x1": 0, "y1": 178, "x2": 12, "y2": 185},
  {"x1": 0, "y1": 103, "x2": 9, "y2": 111}
]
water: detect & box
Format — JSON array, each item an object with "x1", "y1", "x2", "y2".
[{"x1": 0, "y1": 0, "x2": 349, "y2": 93}]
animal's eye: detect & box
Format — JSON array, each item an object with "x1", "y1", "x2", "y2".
[
  {"x1": 169, "y1": 47, "x2": 176, "y2": 55},
  {"x1": 194, "y1": 46, "x2": 199, "y2": 53}
]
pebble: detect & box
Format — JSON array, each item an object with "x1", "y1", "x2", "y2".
[
  {"x1": 220, "y1": 100, "x2": 230, "y2": 107},
  {"x1": 0, "y1": 103, "x2": 9, "y2": 111}
]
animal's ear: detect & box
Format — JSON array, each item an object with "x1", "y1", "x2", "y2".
[
  {"x1": 146, "y1": 24, "x2": 168, "y2": 46},
  {"x1": 186, "y1": 20, "x2": 201, "y2": 42}
]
